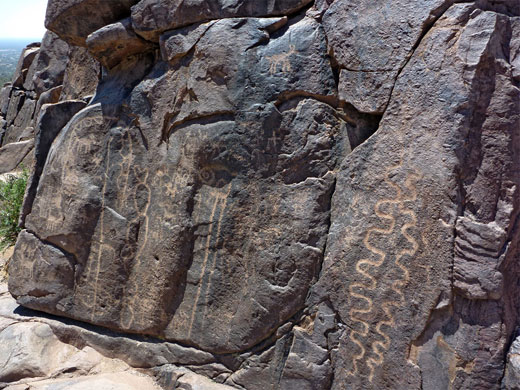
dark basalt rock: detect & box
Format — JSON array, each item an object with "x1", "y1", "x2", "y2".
[
  {"x1": 3, "y1": 0, "x2": 520, "y2": 389},
  {"x1": 59, "y1": 46, "x2": 100, "y2": 101},
  {"x1": 45, "y1": 0, "x2": 139, "y2": 46},
  {"x1": 131, "y1": 0, "x2": 314, "y2": 41}
]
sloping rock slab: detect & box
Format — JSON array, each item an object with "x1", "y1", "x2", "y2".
[{"x1": 0, "y1": 140, "x2": 34, "y2": 174}]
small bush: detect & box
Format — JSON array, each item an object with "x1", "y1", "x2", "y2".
[{"x1": 0, "y1": 169, "x2": 29, "y2": 251}]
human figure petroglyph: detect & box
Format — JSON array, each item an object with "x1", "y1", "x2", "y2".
[
  {"x1": 346, "y1": 163, "x2": 421, "y2": 382},
  {"x1": 267, "y1": 129, "x2": 282, "y2": 153},
  {"x1": 266, "y1": 44, "x2": 297, "y2": 74}
]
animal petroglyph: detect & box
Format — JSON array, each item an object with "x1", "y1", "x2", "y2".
[
  {"x1": 346, "y1": 163, "x2": 420, "y2": 382},
  {"x1": 266, "y1": 45, "x2": 297, "y2": 75}
]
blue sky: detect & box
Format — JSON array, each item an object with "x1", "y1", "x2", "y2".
[{"x1": 0, "y1": 0, "x2": 47, "y2": 39}]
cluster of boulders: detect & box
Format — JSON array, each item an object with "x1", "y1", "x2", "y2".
[
  {"x1": 0, "y1": 31, "x2": 99, "y2": 174},
  {"x1": 0, "y1": 0, "x2": 519, "y2": 389}
]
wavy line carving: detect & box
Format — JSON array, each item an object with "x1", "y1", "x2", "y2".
[{"x1": 346, "y1": 163, "x2": 420, "y2": 382}]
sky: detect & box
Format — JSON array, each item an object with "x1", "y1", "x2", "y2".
[{"x1": 0, "y1": 0, "x2": 47, "y2": 40}]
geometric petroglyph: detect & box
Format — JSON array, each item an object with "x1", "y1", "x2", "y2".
[
  {"x1": 187, "y1": 181, "x2": 232, "y2": 337},
  {"x1": 346, "y1": 162, "x2": 421, "y2": 382}
]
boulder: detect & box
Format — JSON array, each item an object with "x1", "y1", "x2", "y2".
[
  {"x1": 11, "y1": 15, "x2": 353, "y2": 354},
  {"x1": 60, "y1": 46, "x2": 100, "y2": 100},
  {"x1": 86, "y1": 18, "x2": 155, "y2": 69},
  {"x1": 5, "y1": 90, "x2": 25, "y2": 128},
  {"x1": 0, "y1": 140, "x2": 34, "y2": 174},
  {"x1": 0, "y1": 283, "x2": 238, "y2": 389},
  {"x1": 312, "y1": 5, "x2": 520, "y2": 389},
  {"x1": 323, "y1": 0, "x2": 453, "y2": 113},
  {"x1": 27, "y1": 31, "x2": 70, "y2": 96},
  {"x1": 0, "y1": 311, "x2": 164, "y2": 390},
  {"x1": 11, "y1": 46, "x2": 40, "y2": 88},
  {"x1": 45, "y1": 0, "x2": 139, "y2": 46},
  {"x1": 0, "y1": 85, "x2": 12, "y2": 117},
  {"x1": 131, "y1": 0, "x2": 314, "y2": 41},
  {"x1": 33, "y1": 85, "x2": 63, "y2": 122},
  {"x1": 19, "y1": 100, "x2": 87, "y2": 227},
  {"x1": 3, "y1": 98, "x2": 36, "y2": 145},
  {"x1": 505, "y1": 335, "x2": 520, "y2": 389}
]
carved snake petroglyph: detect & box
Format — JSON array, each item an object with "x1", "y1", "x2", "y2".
[{"x1": 346, "y1": 163, "x2": 420, "y2": 382}]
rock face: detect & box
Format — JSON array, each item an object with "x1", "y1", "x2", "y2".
[
  {"x1": 0, "y1": 282, "x2": 228, "y2": 389},
  {"x1": 131, "y1": 0, "x2": 314, "y2": 40},
  {"x1": 0, "y1": 30, "x2": 100, "y2": 173},
  {"x1": 4, "y1": 0, "x2": 520, "y2": 389}
]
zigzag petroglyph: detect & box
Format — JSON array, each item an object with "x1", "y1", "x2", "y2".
[{"x1": 347, "y1": 163, "x2": 420, "y2": 382}]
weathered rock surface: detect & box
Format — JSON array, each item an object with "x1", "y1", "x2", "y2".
[
  {"x1": 3, "y1": 0, "x2": 520, "y2": 389},
  {"x1": 19, "y1": 100, "x2": 87, "y2": 227},
  {"x1": 59, "y1": 46, "x2": 100, "y2": 101},
  {"x1": 131, "y1": 0, "x2": 314, "y2": 40},
  {"x1": 0, "y1": 140, "x2": 35, "y2": 174},
  {"x1": 0, "y1": 282, "x2": 235, "y2": 390},
  {"x1": 45, "y1": 0, "x2": 139, "y2": 46},
  {"x1": 312, "y1": 4, "x2": 520, "y2": 389},
  {"x1": 0, "y1": 28, "x2": 99, "y2": 175},
  {"x1": 30, "y1": 31, "x2": 70, "y2": 97},
  {"x1": 505, "y1": 334, "x2": 520, "y2": 389},
  {"x1": 0, "y1": 282, "x2": 243, "y2": 389},
  {"x1": 323, "y1": 0, "x2": 452, "y2": 113},
  {"x1": 11, "y1": 13, "x2": 355, "y2": 357},
  {"x1": 86, "y1": 18, "x2": 154, "y2": 69}
]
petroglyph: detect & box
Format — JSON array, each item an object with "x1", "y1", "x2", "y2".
[
  {"x1": 123, "y1": 164, "x2": 152, "y2": 327},
  {"x1": 267, "y1": 129, "x2": 282, "y2": 153},
  {"x1": 77, "y1": 136, "x2": 114, "y2": 319},
  {"x1": 37, "y1": 114, "x2": 107, "y2": 231},
  {"x1": 346, "y1": 163, "x2": 420, "y2": 382},
  {"x1": 105, "y1": 129, "x2": 153, "y2": 329},
  {"x1": 266, "y1": 45, "x2": 297, "y2": 74},
  {"x1": 187, "y1": 181, "x2": 232, "y2": 337}
]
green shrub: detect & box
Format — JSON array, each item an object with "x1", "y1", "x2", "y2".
[{"x1": 0, "y1": 169, "x2": 29, "y2": 251}]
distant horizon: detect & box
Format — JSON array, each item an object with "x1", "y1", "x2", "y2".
[
  {"x1": 0, "y1": 37, "x2": 42, "y2": 41},
  {"x1": 0, "y1": 38, "x2": 42, "y2": 50}
]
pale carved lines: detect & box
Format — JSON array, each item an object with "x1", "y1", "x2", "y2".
[
  {"x1": 38, "y1": 115, "x2": 104, "y2": 231},
  {"x1": 113, "y1": 131, "x2": 152, "y2": 330},
  {"x1": 187, "y1": 184, "x2": 231, "y2": 338},
  {"x1": 116, "y1": 131, "x2": 134, "y2": 211},
  {"x1": 347, "y1": 163, "x2": 420, "y2": 382},
  {"x1": 87, "y1": 136, "x2": 113, "y2": 321},
  {"x1": 126, "y1": 166, "x2": 152, "y2": 328},
  {"x1": 266, "y1": 45, "x2": 297, "y2": 75},
  {"x1": 347, "y1": 167, "x2": 399, "y2": 381}
]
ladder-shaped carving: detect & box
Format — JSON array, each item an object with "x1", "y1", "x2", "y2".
[{"x1": 187, "y1": 183, "x2": 231, "y2": 337}]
